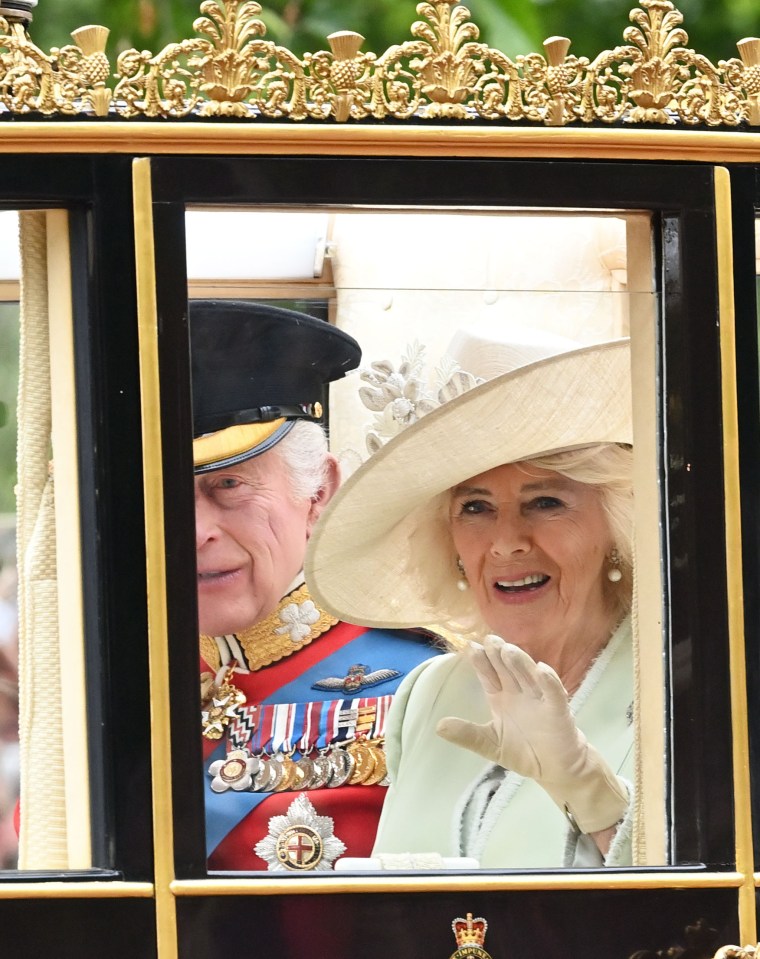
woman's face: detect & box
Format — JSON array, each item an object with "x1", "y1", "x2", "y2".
[{"x1": 449, "y1": 462, "x2": 615, "y2": 655}]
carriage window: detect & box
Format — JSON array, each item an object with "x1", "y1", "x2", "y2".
[
  {"x1": 0, "y1": 210, "x2": 91, "y2": 872},
  {"x1": 186, "y1": 207, "x2": 669, "y2": 872},
  {"x1": 0, "y1": 212, "x2": 19, "y2": 869}
]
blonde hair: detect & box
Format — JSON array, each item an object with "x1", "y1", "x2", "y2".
[{"x1": 408, "y1": 443, "x2": 634, "y2": 640}]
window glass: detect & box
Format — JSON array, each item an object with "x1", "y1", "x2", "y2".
[
  {"x1": 0, "y1": 210, "x2": 90, "y2": 872},
  {"x1": 0, "y1": 294, "x2": 19, "y2": 871},
  {"x1": 186, "y1": 207, "x2": 667, "y2": 872}
]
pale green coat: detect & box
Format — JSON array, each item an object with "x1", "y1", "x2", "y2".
[{"x1": 373, "y1": 618, "x2": 634, "y2": 868}]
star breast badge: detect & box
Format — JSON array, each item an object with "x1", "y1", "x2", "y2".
[{"x1": 254, "y1": 793, "x2": 347, "y2": 872}]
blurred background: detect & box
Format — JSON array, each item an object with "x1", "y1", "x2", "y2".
[{"x1": 24, "y1": 0, "x2": 759, "y2": 67}]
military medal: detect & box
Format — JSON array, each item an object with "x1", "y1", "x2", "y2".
[
  {"x1": 305, "y1": 701, "x2": 337, "y2": 788},
  {"x1": 227, "y1": 704, "x2": 262, "y2": 751},
  {"x1": 292, "y1": 700, "x2": 320, "y2": 789},
  {"x1": 294, "y1": 754, "x2": 316, "y2": 789},
  {"x1": 208, "y1": 749, "x2": 259, "y2": 793},
  {"x1": 272, "y1": 753, "x2": 299, "y2": 792},
  {"x1": 269, "y1": 702, "x2": 299, "y2": 791},
  {"x1": 362, "y1": 740, "x2": 388, "y2": 786},
  {"x1": 253, "y1": 756, "x2": 279, "y2": 791},
  {"x1": 201, "y1": 662, "x2": 246, "y2": 740},
  {"x1": 254, "y1": 793, "x2": 347, "y2": 872},
  {"x1": 266, "y1": 755, "x2": 287, "y2": 791},
  {"x1": 207, "y1": 694, "x2": 392, "y2": 794},
  {"x1": 344, "y1": 700, "x2": 380, "y2": 784},
  {"x1": 326, "y1": 743, "x2": 355, "y2": 787},
  {"x1": 346, "y1": 738, "x2": 376, "y2": 785},
  {"x1": 307, "y1": 750, "x2": 334, "y2": 789}
]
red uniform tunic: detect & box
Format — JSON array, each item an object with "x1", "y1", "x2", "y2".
[{"x1": 200, "y1": 585, "x2": 442, "y2": 871}]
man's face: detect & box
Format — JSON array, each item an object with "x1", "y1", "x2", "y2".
[{"x1": 194, "y1": 448, "x2": 315, "y2": 636}]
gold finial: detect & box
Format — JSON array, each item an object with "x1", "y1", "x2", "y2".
[
  {"x1": 194, "y1": 0, "x2": 268, "y2": 116},
  {"x1": 70, "y1": 24, "x2": 108, "y2": 57},
  {"x1": 327, "y1": 30, "x2": 366, "y2": 122},
  {"x1": 542, "y1": 35, "x2": 573, "y2": 125},
  {"x1": 624, "y1": 0, "x2": 689, "y2": 123},
  {"x1": 70, "y1": 25, "x2": 111, "y2": 116},
  {"x1": 544, "y1": 35, "x2": 571, "y2": 66},
  {"x1": 737, "y1": 37, "x2": 760, "y2": 125},
  {"x1": 411, "y1": 1, "x2": 481, "y2": 118}
]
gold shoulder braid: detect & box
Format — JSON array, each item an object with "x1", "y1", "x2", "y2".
[
  {"x1": 200, "y1": 634, "x2": 222, "y2": 672},
  {"x1": 200, "y1": 583, "x2": 339, "y2": 674}
]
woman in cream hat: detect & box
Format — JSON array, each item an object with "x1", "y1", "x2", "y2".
[{"x1": 305, "y1": 334, "x2": 634, "y2": 868}]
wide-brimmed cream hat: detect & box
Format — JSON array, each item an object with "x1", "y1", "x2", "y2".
[{"x1": 305, "y1": 337, "x2": 632, "y2": 629}]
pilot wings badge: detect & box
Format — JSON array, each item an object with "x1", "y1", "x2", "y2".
[{"x1": 312, "y1": 663, "x2": 400, "y2": 693}]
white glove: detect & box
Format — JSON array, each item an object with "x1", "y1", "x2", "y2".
[{"x1": 436, "y1": 635, "x2": 628, "y2": 835}]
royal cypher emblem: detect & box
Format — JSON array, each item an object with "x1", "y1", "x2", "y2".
[
  {"x1": 449, "y1": 914, "x2": 493, "y2": 959},
  {"x1": 312, "y1": 663, "x2": 400, "y2": 693}
]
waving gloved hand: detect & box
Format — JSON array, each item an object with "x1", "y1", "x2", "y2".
[{"x1": 436, "y1": 635, "x2": 628, "y2": 835}]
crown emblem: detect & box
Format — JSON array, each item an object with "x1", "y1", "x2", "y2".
[{"x1": 449, "y1": 914, "x2": 493, "y2": 959}]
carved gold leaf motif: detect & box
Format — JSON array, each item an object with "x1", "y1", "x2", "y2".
[{"x1": 0, "y1": 0, "x2": 756, "y2": 126}]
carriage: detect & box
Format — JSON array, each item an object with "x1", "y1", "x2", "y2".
[{"x1": 1, "y1": 1, "x2": 759, "y2": 956}]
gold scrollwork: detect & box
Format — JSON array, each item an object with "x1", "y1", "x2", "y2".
[
  {"x1": 0, "y1": 0, "x2": 757, "y2": 126},
  {"x1": 113, "y1": 0, "x2": 308, "y2": 119},
  {"x1": 0, "y1": 16, "x2": 111, "y2": 116}
]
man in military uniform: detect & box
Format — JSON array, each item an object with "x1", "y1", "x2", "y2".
[{"x1": 193, "y1": 300, "x2": 441, "y2": 871}]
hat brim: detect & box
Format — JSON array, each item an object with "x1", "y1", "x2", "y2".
[
  {"x1": 305, "y1": 339, "x2": 632, "y2": 628},
  {"x1": 193, "y1": 420, "x2": 294, "y2": 473}
]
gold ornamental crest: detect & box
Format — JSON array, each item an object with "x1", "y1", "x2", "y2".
[{"x1": 0, "y1": 0, "x2": 757, "y2": 126}]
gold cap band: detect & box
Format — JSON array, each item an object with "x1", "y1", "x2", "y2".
[{"x1": 193, "y1": 419, "x2": 288, "y2": 469}]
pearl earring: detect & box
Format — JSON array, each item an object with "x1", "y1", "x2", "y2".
[
  {"x1": 607, "y1": 547, "x2": 622, "y2": 583},
  {"x1": 456, "y1": 557, "x2": 469, "y2": 591}
]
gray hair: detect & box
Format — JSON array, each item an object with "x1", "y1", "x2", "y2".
[
  {"x1": 409, "y1": 443, "x2": 634, "y2": 639},
  {"x1": 275, "y1": 420, "x2": 331, "y2": 501}
]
